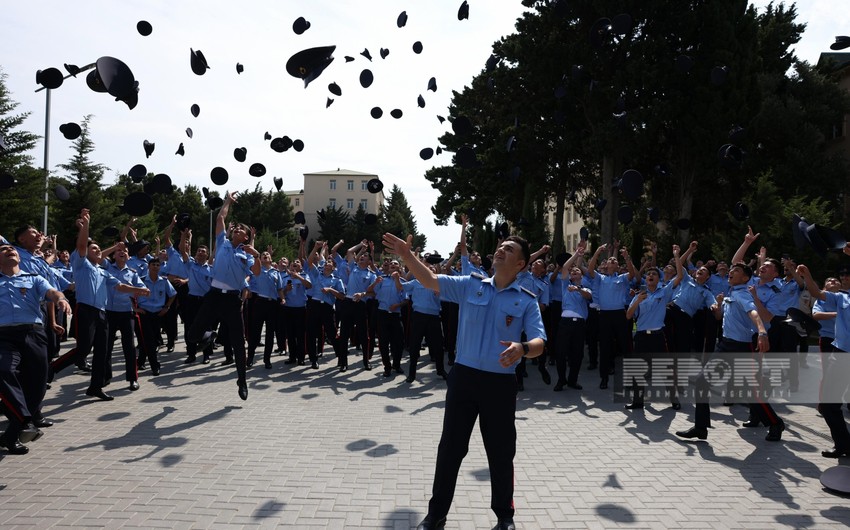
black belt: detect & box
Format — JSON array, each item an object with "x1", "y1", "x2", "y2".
[
  {"x1": 215, "y1": 289, "x2": 241, "y2": 295},
  {"x1": 636, "y1": 329, "x2": 663, "y2": 335}
]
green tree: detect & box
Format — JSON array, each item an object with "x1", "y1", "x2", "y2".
[
  {"x1": 317, "y1": 205, "x2": 351, "y2": 248},
  {"x1": 0, "y1": 68, "x2": 43, "y2": 239}
]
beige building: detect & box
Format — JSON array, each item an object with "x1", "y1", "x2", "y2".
[
  {"x1": 288, "y1": 169, "x2": 385, "y2": 240},
  {"x1": 545, "y1": 199, "x2": 588, "y2": 253}
]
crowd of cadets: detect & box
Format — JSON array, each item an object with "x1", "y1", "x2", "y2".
[{"x1": 3, "y1": 208, "x2": 850, "y2": 459}]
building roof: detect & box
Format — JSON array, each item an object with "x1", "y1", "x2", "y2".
[
  {"x1": 303, "y1": 168, "x2": 378, "y2": 177},
  {"x1": 283, "y1": 189, "x2": 303, "y2": 195},
  {"x1": 817, "y1": 52, "x2": 850, "y2": 74}
]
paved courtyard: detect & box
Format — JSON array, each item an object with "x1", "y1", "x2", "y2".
[{"x1": 2, "y1": 339, "x2": 850, "y2": 529}]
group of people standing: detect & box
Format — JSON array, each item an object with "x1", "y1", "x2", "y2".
[{"x1": 3, "y1": 202, "x2": 850, "y2": 530}]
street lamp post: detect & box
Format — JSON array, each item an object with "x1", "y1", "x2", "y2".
[{"x1": 35, "y1": 63, "x2": 95, "y2": 234}]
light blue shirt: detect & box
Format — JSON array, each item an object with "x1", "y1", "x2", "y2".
[
  {"x1": 560, "y1": 280, "x2": 589, "y2": 319},
  {"x1": 138, "y1": 274, "x2": 177, "y2": 312},
  {"x1": 188, "y1": 259, "x2": 213, "y2": 296},
  {"x1": 373, "y1": 276, "x2": 405, "y2": 313},
  {"x1": 71, "y1": 251, "x2": 120, "y2": 310},
  {"x1": 16, "y1": 246, "x2": 67, "y2": 290},
  {"x1": 630, "y1": 281, "x2": 676, "y2": 331},
  {"x1": 813, "y1": 296, "x2": 837, "y2": 339},
  {"x1": 823, "y1": 291, "x2": 850, "y2": 351},
  {"x1": 127, "y1": 255, "x2": 150, "y2": 279},
  {"x1": 279, "y1": 272, "x2": 308, "y2": 308},
  {"x1": 673, "y1": 275, "x2": 716, "y2": 317},
  {"x1": 211, "y1": 231, "x2": 255, "y2": 291},
  {"x1": 402, "y1": 279, "x2": 441, "y2": 315},
  {"x1": 345, "y1": 264, "x2": 377, "y2": 300},
  {"x1": 307, "y1": 264, "x2": 345, "y2": 305},
  {"x1": 0, "y1": 272, "x2": 52, "y2": 325},
  {"x1": 460, "y1": 255, "x2": 489, "y2": 277},
  {"x1": 249, "y1": 266, "x2": 280, "y2": 299},
  {"x1": 104, "y1": 262, "x2": 144, "y2": 312},
  {"x1": 590, "y1": 272, "x2": 632, "y2": 310},
  {"x1": 721, "y1": 284, "x2": 758, "y2": 343},
  {"x1": 164, "y1": 245, "x2": 189, "y2": 278},
  {"x1": 437, "y1": 274, "x2": 546, "y2": 374}
]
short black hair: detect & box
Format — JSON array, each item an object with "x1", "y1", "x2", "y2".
[
  {"x1": 731, "y1": 261, "x2": 753, "y2": 279},
  {"x1": 13, "y1": 224, "x2": 38, "y2": 244},
  {"x1": 148, "y1": 257, "x2": 161, "y2": 265},
  {"x1": 504, "y1": 235, "x2": 530, "y2": 267}
]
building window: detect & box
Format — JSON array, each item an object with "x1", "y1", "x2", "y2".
[
  {"x1": 360, "y1": 199, "x2": 368, "y2": 210},
  {"x1": 347, "y1": 180, "x2": 354, "y2": 191},
  {"x1": 329, "y1": 180, "x2": 336, "y2": 190},
  {"x1": 295, "y1": 198, "x2": 300, "y2": 207},
  {"x1": 361, "y1": 180, "x2": 368, "y2": 191},
  {"x1": 346, "y1": 198, "x2": 354, "y2": 209},
  {"x1": 573, "y1": 208, "x2": 579, "y2": 223},
  {"x1": 572, "y1": 234, "x2": 578, "y2": 250},
  {"x1": 329, "y1": 198, "x2": 336, "y2": 208}
]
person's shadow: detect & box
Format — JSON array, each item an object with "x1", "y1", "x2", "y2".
[{"x1": 64, "y1": 405, "x2": 239, "y2": 463}]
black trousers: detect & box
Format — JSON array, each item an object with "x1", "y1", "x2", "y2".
[
  {"x1": 0, "y1": 325, "x2": 48, "y2": 436},
  {"x1": 408, "y1": 311, "x2": 444, "y2": 378},
  {"x1": 137, "y1": 311, "x2": 163, "y2": 372},
  {"x1": 305, "y1": 299, "x2": 339, "y2": 364},
  {"x1": 50, "y1": 303, "x2": 109, "y2": 392},
  {"x1": 769, "y1": 316, "x2": 800, "y2": 387},
  {"x1": 631, "y1": 330, "x2": 668, "y2": 402},
  {"x1": 187, "y1": 290, "x2": 247, "y2": 386},
  {"x1": 440, "y1": 301, "x2": 459, "y2": 363},
  {"x1": 337, "y1": 298, "x2": 370, "y2": 365},
  {"x1": 694, "y1": 337, "x2": 782, "y2": 429},
  {"x1": 182, "y1": 294, "x2": 212, "y2": 360},
  {"x1": 547, "y1": 301, "x2": 562, "y2": 363},
  {"x1": 248, "y1": 297, "x2": 277, "y2": 364},
  {"x1": 283, "y1": 305, "x2": 307, "y2": 363},
  {"x1": 106, "y1": 310, "x2": 139, "y2": 383},
  {"x1": 556, "y1": 317, "x2": 586, "y2": 386},
  {"x1": 377, "y1": 310, "x2": 404, "y2": 370},
  {"x1": 598, "y1": 309, "x2": 631, "y2": 382},
  {"x1": 819, "y1": 348, "x2": 850, "y2": 451},
  {"x1": 585, "y1": 307, "x2": 600, "y2": 365},
  {"x1": 427, "y1": 364, "x2": 517, "y2": 520},
  {"x1": 274, "y1": 302, "x2": 287, "y2": 353}
]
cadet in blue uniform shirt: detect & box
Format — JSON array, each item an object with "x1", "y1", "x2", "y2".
[
  {"x1": 812, "y1": 276, "x2": 839, "y2": 360},
  {"x1": 305, "y1": 241, "x2": 346, "y2": 368},
  {"x1": 182, "y1": 234, "x2": 213, "y2": 363},
  {"x1": 676, "y1": 262, "x2": 776, "y2": 442},
  {"x1": 136, "y1": 258, "x2": 177, "y2": 376},
  {"x1": 384, "y1": 232, "x2": 545, "y2": 530},
  {"x1": 554, "y1": 248, "x2": 592, "y2": 391},
  {"x1": 185, "y1": 192, "x2": 261, "y2": 400},
  {"x1": 337, "y1": 243, "x2": 377, "y2": 371},
  {"x1": 400, "y1": 266, "x2": 445, "y2": 383},
  {"x1": 0, "y1": 243, "x2": 72, "y2": 454},
  {"x1": 50, "y1": 209, "x2": 150, "y2": 401},
  {"x1": 624, "y1": 244, "x2": 684, "y2": 410},
  {"x1": 247, "y1": 251, "x2": 280, "y2": 369},
  {"x1": 799, "y1": 263, "x2": 850, "y2": 457},
  {"x1": 103, "y1": 244, "x2": 146, "y2": 391},
  {"x1": 280, "y1": 258, "x2": 311, "y2": 366},
  {"x1": 365, "y1": 260, "x2": 406, "y2": 377}
]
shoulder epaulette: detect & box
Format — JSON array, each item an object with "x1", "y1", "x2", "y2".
[
  {"x1": 470, "y1": 272, "x2": 487, "y2": 281},
  {"x1": 520, "y1": 286, "x2": 537, "y2": 299},
  {"x1": 770, "y1": 285, "x2": 781, "y2": 293}
]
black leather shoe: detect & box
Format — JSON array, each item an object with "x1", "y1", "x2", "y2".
[
  {"x1": 137, "y1": 363, "x2": 146, "y2": 371},
  {"x1": 284, "y1": 359, "x2": 297, "y2": 365},
  {"x1": 85, "y1": 387, "x2": 114, "y2": 401},
  {"x1": 166, "y1": 343, "x2": 175, "y2": 353},
  {"x1": 238, "y1": 383, "x2": 248, "y2": 401},
  {"x1": 822, "y1": 448, "x2": 850, "y2": 458},
  {"x1": 383, "y1": 368, "x2": 392, "y2": 377},
  {"x1": 202, "y1": 355, "x2": 210, "y2": 364},
  {"x1": 742, "y1": 419, "x2": 764, "y2": 428},
  {"x1": 265, "y1": 362, "x2": 273, "y2": 369},
  {"x1": 1, "y1": 437, "x2": 29, "y2": 455},
  {"x1": 77, "y1": 362, "x2": 92, "y2": 373},
  {"x1": 587, "y1": 363, "x2": 598, "y2": 370},
  {"x1": 416, "y1": 515, "x2": 446, "y2": 530},
  {"x1": 129, "y1": 381, "x2": 140, "y2": 391},
  {"x1": 553, "y1": 381, "x2": 566, "y2": 391},
  {"x1": 671, "y1": 397, "x2": 681, "y2": 410},
  {"x1": 311, "y1": 362, "x2": 319, "y2": 369},
  {"x1": 406, "y1": 375, "x2": 415, "y2": 383},
  {"x1": 184, "y1": 356, "x2": 196, "y2": 364},
  {"x1": 675, "y1": 427, "x2": 708, "y2": 440},
  {"x1": 625, "y1": 401, "x2": 644, "y2": 410},
  {"x1": 19, "y1": 423, "x2": 44, "y2": 443},
  {"x1": 497, "y1": 518, "x2": 516, "y2": 530},
  {"x1": 765, "y1": 422, "x2": 785, "y2": 442},
  {"x1": 151, "y1": 368, "x2": 160, "y2": 376},
  {"x1": 436, "y1": 370, "x2": 447, "y2": 380},
  {"x1": 599, "y1": 380, "x2": 608, "y2": 390},
  {"x1": 221, "y1": 358, "x2": 234, "y2": 366},
  {"x1": 340, "y1": 365, "x2": 348, "y2": 372},
  {"x1": 394, "y1": 365, "x2": 404, "y2": 374},
  {"x1": 540, "y1": 367, "x2": 551, "y2": 385},
  {"x1": 33, "y1": 417, "x2": 54, "y2": 428},
  {"x1": 517, "y1": 381, "x2": 524, "y2": 391},
  {"x1": 297, "y1": 360, "x2": 305, "y2": 366},
  {"x1": 363, "y1": 360, "x2": 372, "y2": 370},
  {"x1": 567, "y1": 382, "x2": 583, "y2": 390}
]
